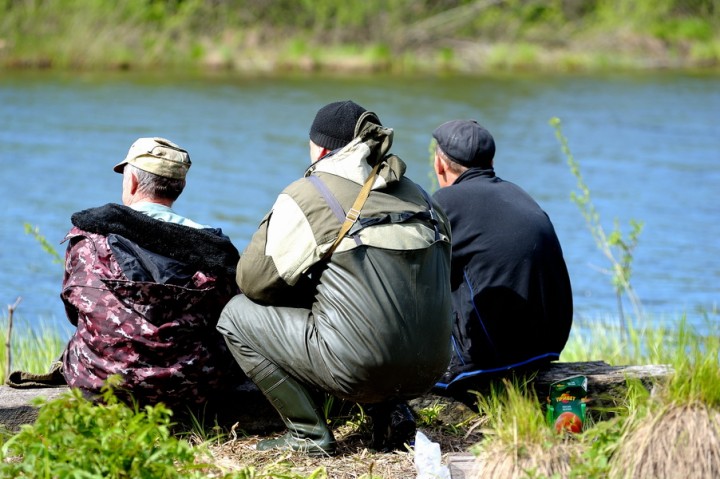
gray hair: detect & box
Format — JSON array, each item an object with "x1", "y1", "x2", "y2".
[
  {"x1": 127, "y1": 164, "x2": 186, "y2": 202},
  {"x1": 436, "y1": 145, "x2": 468, "y2": 175}
]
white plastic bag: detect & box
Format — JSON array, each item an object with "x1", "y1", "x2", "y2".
[{"x1": 414, "y1": 430, "x2": 451, "y2": 479}]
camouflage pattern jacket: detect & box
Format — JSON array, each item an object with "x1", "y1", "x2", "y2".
[{"x1": 61, "y1": 204, "x2": 242, "y2": 408}]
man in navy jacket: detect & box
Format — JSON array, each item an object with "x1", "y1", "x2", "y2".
[{"x1": 430, "y1": 120, "x2": 573, "y2": 398}]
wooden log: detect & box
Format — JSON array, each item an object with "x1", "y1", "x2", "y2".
[
  {"x1": 533, "y1": 360, "x2": 673, "y2": 394},
  {"x1": 532, "y1": 360, "x2": 674, "y2": 419},
  {"x1": 413, "y1": 361, "x2": 673, "y2": 423}
]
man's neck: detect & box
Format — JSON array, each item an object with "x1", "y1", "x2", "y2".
[{"x1": 125, "y1": 195, "x2": 173, "y2": 208}]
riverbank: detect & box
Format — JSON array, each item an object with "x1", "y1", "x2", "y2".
[
  {"x1": 1, "y1": 314, "x2": 718, "y2": 478},
  {"x1": 1, "y1": 0, "x2": 718, "y2": 74}
]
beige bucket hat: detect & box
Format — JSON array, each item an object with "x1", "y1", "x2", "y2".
[{"x1": 113, "y1": 137, "x2": 191, "y2": 180}]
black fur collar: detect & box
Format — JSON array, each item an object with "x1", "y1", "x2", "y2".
[{"x1": 71, "y1": 203, "x2": 239, "y2": 277}]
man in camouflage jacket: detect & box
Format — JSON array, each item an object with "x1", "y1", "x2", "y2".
[{"x1": 60, "y1": 138, "x2": 242, "y2": 411}]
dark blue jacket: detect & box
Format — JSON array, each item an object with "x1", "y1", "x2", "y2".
[{"x1": 432, "y1": 168, "x2": 573, "y2": 389}]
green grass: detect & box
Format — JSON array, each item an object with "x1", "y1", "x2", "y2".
[
  {"x1": 562, "y1": 313, "x2": 719, "y2": 367},
  {"x1": 664, "y1": 324, "x2": 720, "y2": 407},
  {"x1": 0, "y1": 316, "x2": 66, "y2": 384},
  {"x1": 473, "y1": 377, "x2": 552, "y2": 447}
]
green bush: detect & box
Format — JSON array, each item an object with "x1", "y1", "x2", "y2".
[{"x1": 0, "y1": 379, "x2": 213, "y2": 479}]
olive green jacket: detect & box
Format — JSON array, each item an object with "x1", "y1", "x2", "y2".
[{"x1": 237, "y1": 123, "x2": 454, "y2": 399}]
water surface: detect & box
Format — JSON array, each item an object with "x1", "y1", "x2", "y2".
[{"x1": 1, "y1": 70, "x2": 718, "y2": 338}]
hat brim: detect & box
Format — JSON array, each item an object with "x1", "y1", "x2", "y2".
[{"x1": 113, "y1": 160, "x2": 128, "y2": 174}]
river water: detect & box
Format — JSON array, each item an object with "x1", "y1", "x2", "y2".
[{"x1": 1, "y1": 70, "x2": 718, "y2": 338}]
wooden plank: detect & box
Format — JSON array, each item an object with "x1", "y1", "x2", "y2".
[
  {"x1": 0, "y1": 386, "x2": 67, "y2": 431},
  {"x1": 448, "y1": 452, "x2": 478, "y2": 479},
  {"x1": 0, "y1": 381, "x2": 283, "y2": 433}
]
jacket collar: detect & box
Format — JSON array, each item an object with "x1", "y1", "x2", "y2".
[
  {"x1": 454, "y1": 167, "x2": 496, "y2": 185},
  {"x1": 69, "y1": 203, "x2": 239, "y2": 277},
  {"x1": 305, "y1": 123, "x2": 406, "y2": 189}
]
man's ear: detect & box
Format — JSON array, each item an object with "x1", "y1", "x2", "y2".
[
  {"x1": 128, "y1": 170, "x2": 139, "y2": 195},
  {"x1": 314, "y1": 147, "x2": 330, "y2": 162},
  {"x1": 309, "y1": 141, "x2": 331, "y2": 163},
  {"x1": 434, "y1": 153, "x2": 445, "y2": 175}
]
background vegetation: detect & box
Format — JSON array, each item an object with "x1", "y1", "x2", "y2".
[{"x1": 1, "y1": 0, "x2": 719, "y2": 73}]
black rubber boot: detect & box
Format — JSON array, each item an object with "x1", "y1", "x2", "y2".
[
  {"x1": 367, "y1": 400, "x2": 417, "y2": 451},
  {"x1": 250, "y1": 361, "x2": 337, "y2": 456}
]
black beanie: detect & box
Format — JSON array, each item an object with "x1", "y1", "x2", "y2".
[{"x1": 309, "y1": 100, "x2": 367, "y2": 150}]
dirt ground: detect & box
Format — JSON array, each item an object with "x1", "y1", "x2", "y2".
[
  {"x1": 206, "y1": 422, "x2": 483, "y2": 479},
  {"x1": 203, "y1": 396, "x2": 483, "y2": 478}
]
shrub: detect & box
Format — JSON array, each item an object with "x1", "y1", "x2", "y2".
[{"x1": 0, "y1": 379, "x2": 213, "y2": 478}]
